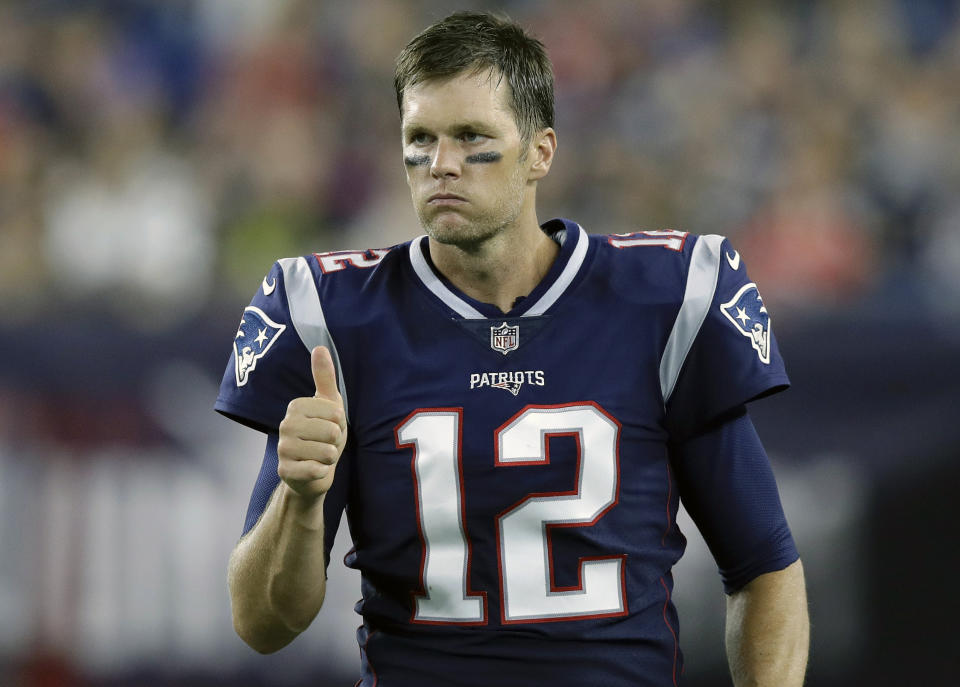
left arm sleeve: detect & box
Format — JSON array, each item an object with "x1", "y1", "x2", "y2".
[
  {"x1": 670, "y1": 407, "x2": 799, "y2": 593},
  {"x1": 663, "y1": 236, "x2": 789, "y2": 439}
]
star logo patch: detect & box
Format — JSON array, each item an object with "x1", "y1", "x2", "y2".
[
  {"x1": 234, "y1": 307, "x2": 286, "y2": 386},
  {"x1": 720, "y1": 283, "x2": 771, "y2": 364}
]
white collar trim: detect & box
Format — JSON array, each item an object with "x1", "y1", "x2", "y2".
[
  {"x1": 408, "y1": 224, "x2": 588, "y2": 320},
  {"x1": 408, "y1": 237, "x2": 485, "y2": 319},
  {"x1": 524, "y1": 223, "x2": 588, "y2": 316}
]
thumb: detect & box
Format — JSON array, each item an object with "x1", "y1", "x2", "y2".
[{"x1": 311, "y1": 346, "x2": 340, "y2": 401}]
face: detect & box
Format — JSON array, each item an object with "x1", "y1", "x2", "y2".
[{"x1": 401, "y1": 70, "x2": 543, "y2": 248}]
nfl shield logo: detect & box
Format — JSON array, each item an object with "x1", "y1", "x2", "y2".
[{"x1": 490, "y1": 322, "x2": 519, "y2": 355}]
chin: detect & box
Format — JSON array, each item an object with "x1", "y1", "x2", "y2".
[
  {"x1": 418, "y1": 209, "x2": 477, "y2": 242},
  {"x1": 418, "y1": 204, "x2": 521, "y2": 249},
  {"x1": 424, "y1": 220, "x2": 503, "y2": 249}
]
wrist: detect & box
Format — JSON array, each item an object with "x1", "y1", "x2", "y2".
[{"x1": 280, "y1": 483, "x2": 327, "y2": 530}]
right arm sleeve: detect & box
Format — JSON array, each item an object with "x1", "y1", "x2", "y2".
[
  {"x1": 241, "y1": 433, "x2": 283, "y2": 537},
  {"x1": 242, "y1": 432, "x2": 353, "y2": 573}
]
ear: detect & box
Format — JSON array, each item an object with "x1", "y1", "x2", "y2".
[{"x1": 527, "y1": 128, "x2": 557, "y2": 181}]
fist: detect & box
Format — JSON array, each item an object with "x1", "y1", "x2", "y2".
[{"x1": 277, "y1": 346, "x2": 347, "y2": 498}]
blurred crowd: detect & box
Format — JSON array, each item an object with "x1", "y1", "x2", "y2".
[
  {"x1": 2, "y1": 4, "x2": 958, "y2": 685},
  {"x1": 1, "y1": 0, "x2": 959, "y2": 324}
]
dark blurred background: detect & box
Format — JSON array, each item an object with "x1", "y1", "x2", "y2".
[{"x1": 1, "y1": 0, "x2": 958, "y2": 685}]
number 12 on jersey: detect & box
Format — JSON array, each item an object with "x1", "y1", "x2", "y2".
[{"x1": 395, "y1": 403, "x2": 627, "y2": 625}]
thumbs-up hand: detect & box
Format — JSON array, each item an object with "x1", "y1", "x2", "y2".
[{"x1": 277, "y1": 346, "x2": 348, "y2": 499}]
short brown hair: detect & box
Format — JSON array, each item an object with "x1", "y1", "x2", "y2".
[{"x1": 394, "y1": 11, "x2": 554, "y2": 143}]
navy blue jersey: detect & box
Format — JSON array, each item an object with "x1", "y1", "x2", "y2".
[{"x1": 216, "y1": 219, "x2": 791, "y2": 686}]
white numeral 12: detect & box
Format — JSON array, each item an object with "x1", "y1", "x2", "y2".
[{"x1": 396, "y1": 403, "x2": 626, "y2": 625}]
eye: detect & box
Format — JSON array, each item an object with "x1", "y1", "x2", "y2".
[
  {"x1": 460, "y1": 131, "x2": 485, "y2": 144},
  {"x1": 408, "y1": 132, "x2": 432, "y2": 145}
]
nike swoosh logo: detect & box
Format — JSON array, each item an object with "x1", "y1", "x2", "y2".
[
  {"x1": 725, "y1": 250, "x2": 740, "y2": 271},
  {"x1": 262, "y1": 277, "x2": 276, "y2": 295}
]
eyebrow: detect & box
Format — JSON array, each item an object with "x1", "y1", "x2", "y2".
[
  {"x1": 452, "y1": 121, "x2": 496, "y2": 134},
  {"x1": 402, "y1": 121, "x2": 498, "y2": 138}
]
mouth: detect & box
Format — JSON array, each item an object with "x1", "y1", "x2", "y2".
[{"x1": 427, "y1": 193, "x2": 467, "y2": 205}]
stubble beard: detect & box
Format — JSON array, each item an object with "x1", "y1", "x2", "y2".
[{"x1": 416, "y1": 167, "x2": 528, "y2": 251}]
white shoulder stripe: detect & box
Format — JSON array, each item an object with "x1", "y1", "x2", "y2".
[
  {"x1": 523, "y1": 224, "x2": 588, "y2": 317},
  {"x1": 408, "y1": 237, "x2": 486, "y2": 319},
  {"x1": 278, "y1": 257, "x2": 349, "y2": 417},
  {"x1": 659, "y1": 234, "x2": 725, "y2": 405}
]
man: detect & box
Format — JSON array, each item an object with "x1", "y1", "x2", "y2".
[{"x1": 216, "y1": 11, "x2": 808, "y2": 686}]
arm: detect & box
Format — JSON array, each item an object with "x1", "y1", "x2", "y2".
[
  {"x1": 725, "y1": 558, "x2": 809, "y2": 687},
  {"x1": 670, "y1": 409, "x2": 806, "y2": 683},
  {"x1": 228, "y1": 346, "x2": 348, "y2": 653},
  {"x1": 228, "y1": 485, "x2": 329, "y2": 653}
]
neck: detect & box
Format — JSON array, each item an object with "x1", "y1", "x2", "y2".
[{"x1": 428, "y1": 210, "x2": 559, "y2": 314}]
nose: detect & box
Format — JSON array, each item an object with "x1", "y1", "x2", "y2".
[{"x1": 430, "y1": 138, "x2": 461, "y2": 179}]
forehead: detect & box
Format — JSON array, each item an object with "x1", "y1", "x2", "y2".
[{"x1": 401, "y1": 69, "x2": 518, "y2": 132}]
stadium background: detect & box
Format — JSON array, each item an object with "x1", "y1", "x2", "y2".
[{"x1": 1, "y1": 0, "x2": 958, "y2": 684}]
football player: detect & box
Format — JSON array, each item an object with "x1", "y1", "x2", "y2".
[{"x1": 217, "y1": 11, "x2": 808, "y2": 686}]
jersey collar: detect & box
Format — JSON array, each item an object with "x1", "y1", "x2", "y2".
[{"x1": 408, "y1": 219, "x2": 589, "y2": 320}]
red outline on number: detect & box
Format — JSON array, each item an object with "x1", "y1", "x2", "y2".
[
  {"x1": 314, "y1": 248, "x2": 390, "y2": 273},
  {"x1": 493, "y1": 401, "x2": 628, "y2": 624},
  {"x1": 394, "y1": 407, "x2": 488, "y2": 626},
  {"x1": 607, "y1": 229, "x2": 688, "y2": 252}
]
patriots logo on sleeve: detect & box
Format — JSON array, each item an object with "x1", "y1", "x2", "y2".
[
  {"x1": 720, "y1": 283, "x2": 771, "y2": 364},
  {"x1": 233, "y1": 306, "x2": 286, "y2": 386}
]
